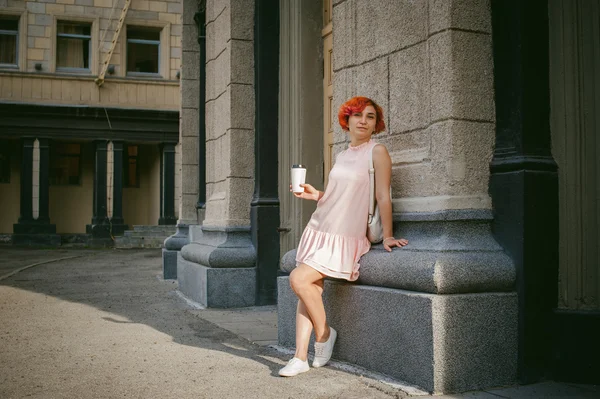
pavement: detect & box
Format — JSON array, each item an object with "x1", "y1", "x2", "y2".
[{"x1": 0, "y1": 248, "x2": 598, "y2": 399}]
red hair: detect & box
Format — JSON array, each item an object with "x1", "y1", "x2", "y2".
[{"x1": 338, "y1": 96, "x2": 386, "y2": 134}]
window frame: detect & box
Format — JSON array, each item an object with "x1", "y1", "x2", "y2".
[
  {"x1": 49, "y1": 142, "x2": 83, "y2": 186},
  {"x1": 55, "y1": 20, "x2": 93, "y2": 73},
  {"x1": 121, "y1": 20, "x2": 170, "y2": 79},
  {"x1": 0, "y1": 9, "x2": 27, "y2": 72},
  {"x1": 126, "y1": 26, "x2": 162, "y2": 78},
  {"x1": 50, "y1": 15, "x2": 98, "y2": 75}
]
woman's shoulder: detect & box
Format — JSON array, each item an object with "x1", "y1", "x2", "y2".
[
  {"x1": 371, "y1": 142, "x2": 390, "y2": 166},
  {"x1": 371, "y1": 141, "x2": 389, "y2": 155}
]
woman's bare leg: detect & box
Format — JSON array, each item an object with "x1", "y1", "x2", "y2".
[
  {"x1": 289, "y1": 264, "x2": 330, "y2": 349},
  {"x1": 294, "y1": 279, "x2": 324, "y2": 361}
]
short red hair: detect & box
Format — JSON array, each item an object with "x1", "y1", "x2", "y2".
[{"x1": 338, "y1": 96, "x2": 386, "y2": 134}]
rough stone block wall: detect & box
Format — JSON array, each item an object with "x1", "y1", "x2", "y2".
[
  {"x1": 177, "y1": 0, "x2": 201, "y2": 224},
  {"x1": 332, "y1": 0, "x2": 494, "y2": 213},
  {"x1": 5, "y1": 0, "x2": 181, "y2": 79},
  {"x1": 203, "y1": 0, "x2": 254, "y2": 228}
]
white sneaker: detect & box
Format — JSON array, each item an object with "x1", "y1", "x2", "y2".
[
  {"x1": 278, "y1": 357, "x2": 310, "y2": 377},
  {"x1": 312, "y1": 327, "x2": 337, "y2": 368}
]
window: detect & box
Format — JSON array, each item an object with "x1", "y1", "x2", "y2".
[
  {"x1": 123, "y1": 145, "x2": 139, "y2": 187},
  {"x1": 56, "y1": 21, "x2": 91, "y2": 72},
  {"x1": 126, "y1": 26, "x2": 161, "y2": 76},
  {"x1": 0, "y1": 140, "x2": 10, "y2": 183},
  {"x1": 0, "y1": 15, "x2": 19, "y2": 68},
  {"x1": 50, "y1": 143, "x2": 81, "y2": 185}
]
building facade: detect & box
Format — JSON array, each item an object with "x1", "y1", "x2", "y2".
[
  {"x1": 0, "y1": 0, "x2": 181, "y2": 245},
  {"x1": 5, "y1": 0, "x2": 584, "y2": 393}
]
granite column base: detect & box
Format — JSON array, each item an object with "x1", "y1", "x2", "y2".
[
  {"x1": 177, "y1": 253, "x2": 256, "y2": 308},
  {"x1": 162, "y1": 223, "x2": 191, "y2": 280},
  {"x1": 277, "y1": 277, "x2": 517, "y2": 394},
  {"x1": 177, "y1": 226, "x2": 257, "y2": 308}
]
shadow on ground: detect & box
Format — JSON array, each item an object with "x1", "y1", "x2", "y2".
[{"x1": 0, "y1": 247, "x2": 402, "y2": 399}]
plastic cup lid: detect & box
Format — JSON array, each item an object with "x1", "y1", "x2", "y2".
[{"x1": 292, "y1": 164, "x2": 305, "y2": 168}]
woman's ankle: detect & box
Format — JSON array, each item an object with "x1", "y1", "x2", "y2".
[
  {"x1": 294, "y1": 353, "x2": 308, "y2": 361},
  {"x1": 315, "y1": 325, "x2": 331, "y2": 343}
]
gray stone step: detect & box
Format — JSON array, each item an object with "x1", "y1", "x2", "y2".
[
  {"x1": 114, "y1": 225, "x2": 175, "y2": 249},
  {"x1": 124, "y1": 231, "x2": 173, "y2": 237},
  {"x1": 131, "y1": 225, "x2": 176, "y2": 233},
  {"x1": 114, "y1": 236, "x2": 166, "y2": 249}
]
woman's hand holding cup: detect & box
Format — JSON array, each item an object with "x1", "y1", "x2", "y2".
[{"x1": 290, "y1": 183, "x2": 320, "y2": 201}]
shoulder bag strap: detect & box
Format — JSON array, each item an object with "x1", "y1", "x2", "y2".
[{"x1": 368, "y1": 144, "x2": 376, "y2": 222}]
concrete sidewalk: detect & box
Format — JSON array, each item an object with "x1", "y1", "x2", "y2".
[
  {"x1": 0, "y1": 248, "x2": 597, "y2": 398},
  {"x1": 0, "y1": 248, "x2": 406, "y2": 399}
]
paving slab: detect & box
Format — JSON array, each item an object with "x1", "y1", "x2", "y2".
[
  {"x1": 189, "y1": 306, "x2": 278, "y2": 346},
  {"x1": 0, "y1": 248, "x2": 596, "y2": 399},
  {"x1": 0, "y1": 247, "x2": 97, "y2": 279}
]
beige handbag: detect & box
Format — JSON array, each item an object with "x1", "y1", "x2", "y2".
[{"x1": 367, "y1": 144, "x2": 391, "y2": 244}]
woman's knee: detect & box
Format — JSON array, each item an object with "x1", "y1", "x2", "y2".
[{"x1": 289, "y1": 268, "x2": 306, "y2": 293}]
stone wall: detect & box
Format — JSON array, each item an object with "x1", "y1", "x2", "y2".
[
  {"x1": 332, "y1": 0, "x2": 494, "y2": 213},
  {"x1": 203, "y1": 0, "x2": 254, "y2": 228},
  {"x1": 0, "y1": 0, "x2": 182, "y2": 111}
]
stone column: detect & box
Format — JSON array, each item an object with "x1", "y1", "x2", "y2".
[
  {"x1": 159, "y1": 143, "x2": 177, "y2": 225},
  {"x1": 162, "y1": 0, "x2": 202, "y2": 279},
  {"x1": 110, "y1": 141, "x2": 126, "y2": 233},
  {"x1": 86, "y1": 141, "x2": 109, "y2": 239},
  {"x1": 17, "y1": 138, "x2": 34, "y2": 225},
  {"x1": 489, "y1": 0, "x2": 558, "y2": 383},
  {"x1": 37, "y1": 138, "x2": 51, "y2": 225},
  {"x1": 178, "y1": 0, "x2": 257, "y2": 308},
  {"x1": 13, "y1": 137, "x2": 60, "y2": 245},
  {"x1": 251, "y1": 0, "x2": 280, "y2": 305}
]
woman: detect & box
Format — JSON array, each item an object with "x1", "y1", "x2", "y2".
[{"x1": 279, "y1": 96, "x2": 409, "y2": 377}]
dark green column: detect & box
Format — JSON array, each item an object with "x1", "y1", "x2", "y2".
[
  {"x1": 87, "y1": 141, "x2": 127, "y2": 237},
  {"x1": 251, "y1": 0, "x2": 280, "y2": 305},
  {"x1": 111, "y1": 142, "x2": 125, "y2": 226},
  {"x1": 37, "y1": 138, "x2": 51, "y2": 224},
  {"x1": 16, "y1": 138, "x2": 34, "y2": 225},
  {"x1": 110, "y1": 141, "x2": 127, "y2": 235},
  {"x1": 490, "y1": 0, "x2": 558, "y2": 383},
  {"x1": 87, "y1": 141, "x2": 110, "y2": 238},
  {"x1": 13, "y1": 138, "x2": 58, "y2": 245},
  {"x1": 159, "y1": 143, "x2": 177, "y2": 225}
]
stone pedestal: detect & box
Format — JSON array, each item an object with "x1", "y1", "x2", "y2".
[
  {"x1": 178, "y1": 253, "x2": 256, "y2": 308},
  {"x1": 178, "y1": 226, "x2": 256, "y2": 308}
]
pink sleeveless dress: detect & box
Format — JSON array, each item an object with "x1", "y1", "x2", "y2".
[{"x1": 295, "y1": 140, "x2": 379, "y2": 281}]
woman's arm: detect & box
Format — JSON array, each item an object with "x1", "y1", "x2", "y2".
[
  {"x1": 372, "y1": 144, "x2": 408, "y2": 252},
  {"x1": 292, "y1": 183, "x2": 323, "y2": 201}
]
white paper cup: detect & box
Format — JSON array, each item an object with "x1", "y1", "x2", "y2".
[{"x1": 291, "y1": 165, "x2": 306, "y2": 193}]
